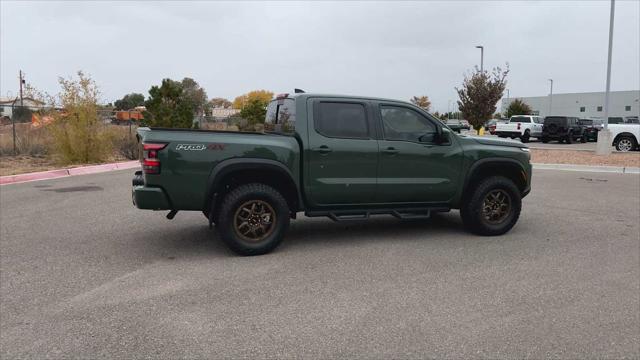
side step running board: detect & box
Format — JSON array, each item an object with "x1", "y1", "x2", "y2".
[{"x1": 307, "y1": 207, "x2": 448, "y2": 222}]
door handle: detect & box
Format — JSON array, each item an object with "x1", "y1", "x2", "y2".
[
  {"x1": 382, "y1": 147, "x2": 398, "y2": 155},
  {"x1": 312, "y1": 145, "x2": 332, "y2": 154}
]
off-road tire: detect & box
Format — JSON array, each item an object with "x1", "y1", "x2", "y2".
[
  {"x1": 541, "y1": 136, "x2": 549, "y2": 143},
  {"x1": 580, "y1": 134, "x2": 587, "y2": 143},
  {"x1": 217, "y1": 183, "x2": 290, "y2": 256},
  {"x1": 565, "y1": 132, "x2": 573, "y2": 144},
  {"x1": 520, "y1": 130, "x2": 530, "y2": 143},
  {"x1": 460, "y1": 176, "x2": 522, "y2": 236},
  {"x1": 615, "y1": 136, "x2": 637, "y2": 152}
]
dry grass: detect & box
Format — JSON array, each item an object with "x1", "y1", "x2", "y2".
[
  {"x1": 0, "y1": 155, "x2": 60, "y2": 176},
  {"x1": 531, "y1": 149, "x2": 640, "y2": 167},
  {"x1": 0, "y1": 123, "x2": 51, "y2": 157}
]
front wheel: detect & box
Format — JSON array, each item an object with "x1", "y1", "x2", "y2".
[
  {"x1": 616, "y1": 136, "x2": 637, "y2": 152},
  {"x1": 217, "y1": 183, "x2": 290, "y2": 256},
  {"x1": 460, "y1": 176, "x2": 522, "y2": 236}
]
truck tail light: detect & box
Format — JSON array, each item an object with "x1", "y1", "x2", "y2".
[
  {"x1": 517, "y1": 123, "x2": 521, "y2": 130},
  {"x1": 142, "y1": 143, "x2": 167, "y2": 174}
]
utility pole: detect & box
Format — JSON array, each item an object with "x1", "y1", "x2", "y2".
[
  {"x1": 596, "y1": 0, "x2": 615, "y2": 155},
  {"x1": 548, "y1": 79, "x2": 553, "y2": 116},
  {"x1": 19, "y1": 70, "x2": 24, "y2": 107},
  {"x1": 476, "y1": 45, "x2": 484, "y2": 72}
]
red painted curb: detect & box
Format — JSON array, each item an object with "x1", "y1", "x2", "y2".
[{"x1": 0, "y1": 160, "x2": 140, "y2": 185}]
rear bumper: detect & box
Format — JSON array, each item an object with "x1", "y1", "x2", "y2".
[
  {"x1": 132, "y1": 171, "x2": 171, "y2": 210},
  {"x1": 132, "y1": 186, "x2": 171, "y2": 210},
  {"x1": 495, "y1": 131, "x2": 522, "y2": 137},
  {"x1": 541, "y1": 133, "x2": 568, "y2": 139}
]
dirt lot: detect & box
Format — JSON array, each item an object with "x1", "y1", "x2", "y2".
[{"x1": 531, "y1": 149, "x2": 639, "y2": 167}]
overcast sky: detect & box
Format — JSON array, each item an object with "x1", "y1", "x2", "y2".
[{"x1": 1, "y1": 1, "x2": 639, "y2": 112}]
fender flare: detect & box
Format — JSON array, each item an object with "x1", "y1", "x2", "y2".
[
  {"x1": 461, "y1": 157, "x2": 527, "y2": 196},
  {"x1": 204, "y1": 158, "x2": 303, "y2": 212}
]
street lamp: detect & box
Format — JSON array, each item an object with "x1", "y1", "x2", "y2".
[
  {"x1": 475, "y1": 46, "x2": 484, "y2": 72},
  {"x1": 548, "y1": 79, "x2": 553, "y2": 116},
  {"x1": 596, "y1": 0, "x2": 616, "y2": 156}
]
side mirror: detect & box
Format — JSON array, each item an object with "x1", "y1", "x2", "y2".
[{"x1": 436, "y1": 127, "x2": 449, "y2": 144}]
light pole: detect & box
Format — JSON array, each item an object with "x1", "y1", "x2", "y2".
[
  {"x1": 596, "y1": 0, "x2": 616, "y2": 155},
  {"x1": 475, "y1": 46, "x2": 484, "y2": 72},
  {"x1": 548, "y1": 79, "x2": 553, "y2": 116}
]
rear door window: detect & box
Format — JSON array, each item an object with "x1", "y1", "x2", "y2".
[
  {"x1": 510, "y1": 116, "x2": 530, "y2": 123},
  {"x1": 265, "y1": 98, "x2": 296, "y2": 134},
  {"x1": 315, "y1": 102, "x2": 369, "y2": 139}
]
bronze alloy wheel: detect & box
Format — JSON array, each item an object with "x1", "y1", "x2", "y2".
[
  {"x1": 233, "y1": 200, "x2": 276, "y2": 242},
  {"x1": 482, "y1": 189, "x2": 512, "y2": 224}
]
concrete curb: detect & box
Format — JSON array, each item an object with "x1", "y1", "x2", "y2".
[
  {"x1": 0, "y1": 161, "x2": 140, "y2": 185},
  {"x1": 533, "y1": 163, "x2": 640, "y2": 174}
]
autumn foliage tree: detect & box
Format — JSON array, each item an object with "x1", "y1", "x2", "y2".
[
  {"x1": 209, "y1": 97, "x2": 232, "y2": 109},
  {"x1": 456, "y1": 66, "x2": 509, "y2": 133},
  {"x1": 504, "y1": 98, "x2": 533, "y2": 118},
  {"x1": 410, "y1": 95, "x2": 431, "y2": 111},
  {"x1": 233, "y1": 90, "x2": 274, "y2": 128},
  {"x1": 233, "y1": 90, "x2": 273, "y2": 110}
]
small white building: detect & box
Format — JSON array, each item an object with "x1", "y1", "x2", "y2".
[
  {"x1": 0, "y1": 97, "x2": 46, "y2": 119},
  {"x1": 501, "y1": 90, "x2": 640, "y2": 119}
]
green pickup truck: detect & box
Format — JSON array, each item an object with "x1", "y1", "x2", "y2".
[{"x1": 133, "y1": 93, "x2": 532, "y2": 255}]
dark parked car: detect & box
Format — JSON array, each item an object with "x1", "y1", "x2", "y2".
[
  {"x1": 541, "y1": 116, "x2": 586, "y2": 144},
  {"x1": 579, "y1": 118, "x2": 603, "y2": 142}
]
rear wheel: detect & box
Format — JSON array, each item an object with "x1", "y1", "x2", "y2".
[
  {"x1": 615, "y1": 136, "x2": 637, "y2": 152},
  {"x1": 461, "y1": 176, "x2": 522, "y2": 236},
  {"x1": 580, "y1": 134, "x2": 587, "y2": 143},
  {"x1": 520, "y1": 130, "x2": 530, "y2": 143},
  {"x1": 217, "y1": 183, "x2": 290, "y2": 256},
  {"x1": 565, "y1": 132, "x2": 573, "y2": 144}
]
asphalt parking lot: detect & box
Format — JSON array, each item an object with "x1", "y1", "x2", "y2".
[{"x1": 1, "y1": 169, "x2": 639, "y2": 358}]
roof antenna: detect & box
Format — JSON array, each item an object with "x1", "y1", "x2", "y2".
[{"x1": 294, "y1": 88, "x2": 305, "y2": 93}]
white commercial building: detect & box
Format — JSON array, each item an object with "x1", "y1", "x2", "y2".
[{"x1": 501, "y1": 90, "x2": 639, "y2": 119}]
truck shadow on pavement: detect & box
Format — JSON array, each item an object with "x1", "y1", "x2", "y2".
[
  {"x1": 138, "y1": 212, "x2": 468, "y2": 258},
  {"x1": 282, "y1": 212, "x2": 467, "y2": 251}
]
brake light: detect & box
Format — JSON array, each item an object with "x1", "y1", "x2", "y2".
[
  {"x1": 142, "y1": 143, "x2": 167, "y2": 174},
  {"x1": 517, "y1": 123, "x2": 521, "y2": 130}
]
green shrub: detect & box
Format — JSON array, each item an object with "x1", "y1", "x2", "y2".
[{"x1": 49, "y1": 71, "x2": 114, "y2": 164}]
